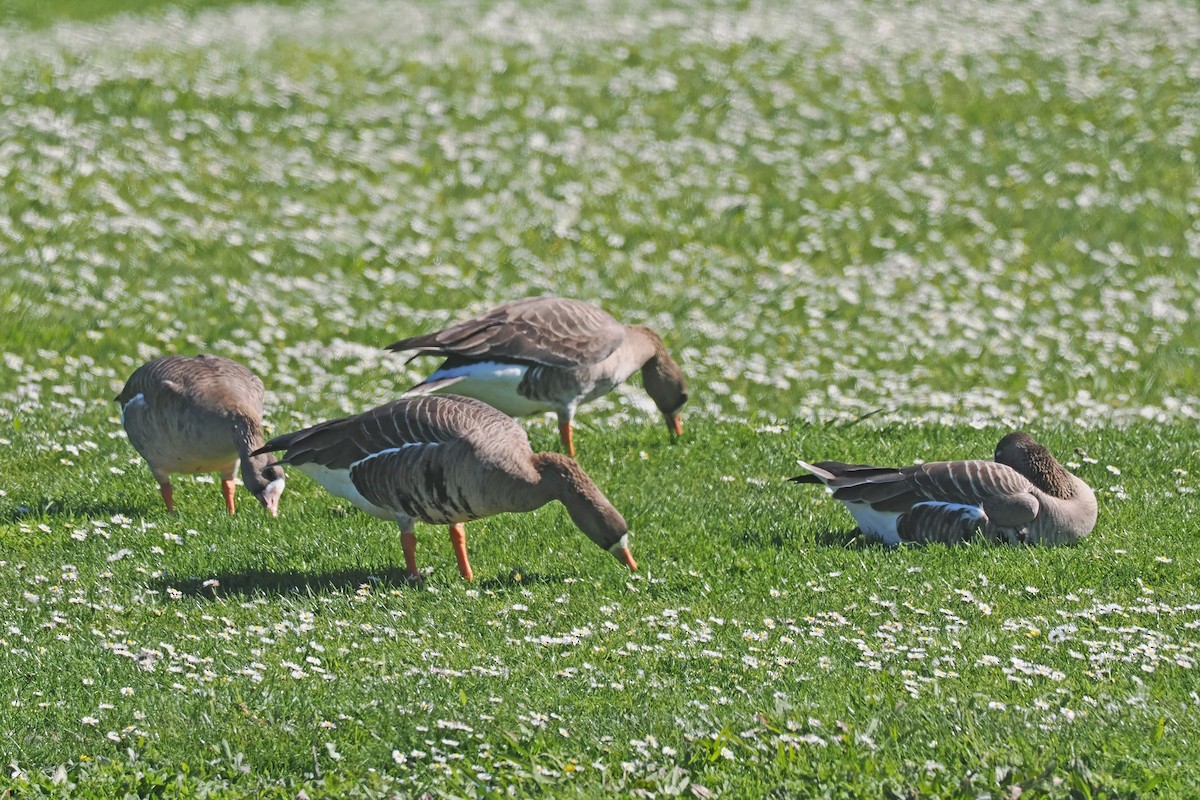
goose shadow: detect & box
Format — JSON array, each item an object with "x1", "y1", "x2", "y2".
[
  {"x1": 737, "y1": 525, "x2": 872, "y2": 550},
  {"x1": 0, "y1": 497, "x2": 146, "y2": 523},
  {"x1": 152, "y1": 566, "x2": 423, "y2": 598},
  {"x1": 474, "y1": 570, "x2": 570, "y2": 591},
  {"x1": 812, "y1": 528, "x2": 875, "y2": 549},
  {"x1": 153, "y1": 566, "x2": 573, "y2": 598}
]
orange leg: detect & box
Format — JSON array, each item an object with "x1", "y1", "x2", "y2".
[
  {"x1": 401, "y1": 531, "x2": 421, "y2": 581},
  {"x1": 221, "y1": 478, "x2": 237, "y2": 515},
  {"x1": 558, "y1": 420, "x2": 576, "y2": 459},
  {"x1": 157, "y1": 480, "x2": 175, "y2": 514},
  {"x1": 449, "y1": 523, "x2": 473, "y2": 582}
]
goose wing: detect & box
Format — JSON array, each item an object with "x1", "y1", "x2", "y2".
[
  {"x1": 254, "y1": 395, "x2": 496, "y2": 470},
  {"x1": 897, "y1": 461, "x2": 1040, "y2": 526},
  {"x1": 794, "y1": 459, "x2": 1041, "y2": 526},
  {"x1": 385, "y1": 297, "x2": 626, "y2": 368},
  {"x1": 348, "y1": 443, "x2": 477, "y2": 524},
  {"x1": 897, "y1": 501, "x2": 991, "y2": 544}
]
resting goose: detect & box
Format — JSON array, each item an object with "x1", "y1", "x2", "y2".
[
  {"x1": 385, "y1": 296, "x2": 688, "y2": 457},
  {"x1": 789, "y1": 432, "x2": 1097, "y2": 545},
  {"x1": 251, "y1": 394, "x2": 638, "y2": 581},
  {"x1": 116, "y1": 355, "x2": 285, "y2": 515}
]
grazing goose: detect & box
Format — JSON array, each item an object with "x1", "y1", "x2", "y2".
[
  {"x1": 251, "y1": 394, "x2": 638, "y2": 582},
  {"x1": 116, "y1": 355, "x2": 285, "y2": 516},
  {"x1": 789, "y1": 432, "x2": 1097, "y2": 545},
  {"x1": 385, "y1": 296, "x2": 688, "y2": 457}
]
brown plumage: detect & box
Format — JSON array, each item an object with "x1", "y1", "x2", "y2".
[
  {"x1": 385, "y1": 296, "x2": 688, "y2": 457},
  {"x1": 116, "y1": 355, "x2": 285, "y2": 516},
  {"x1": 252, "y1": 394, "x2": 638, "y2": 581},
  {"x1": 789, "y1": 432, "x2": 1097, "y2": 545}
]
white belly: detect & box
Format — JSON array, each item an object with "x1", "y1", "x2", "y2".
[
  {"x1": 294, "y1": 463, "x2": 397, "y2": 521},
  {"x1": 422, "y1": 361, "x2": 553, "y2": 417}
]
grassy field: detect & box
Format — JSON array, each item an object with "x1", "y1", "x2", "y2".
[{"x1": 2, "y1": 0, "x2": 1199, "y2": 796}]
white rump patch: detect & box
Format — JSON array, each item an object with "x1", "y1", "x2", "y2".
[
  {"x1": 294, "y1": 462, "x2": 394, "y2": 520},
  {"x1": 120, "y1": 392, "x2": 146, "y2": 424},
  {"x1": 422, "y1": 361, "x2": 550, "y2": 417},
  {"x1": 841, "y1": 502, "x2": 902, "y2": 546}
]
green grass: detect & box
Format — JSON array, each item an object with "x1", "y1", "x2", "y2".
[
  {"x1": 3, "y1": 0, "x2": 1200, "y2": 796},
  {"x1": 4, "y1": 420, "x2": 1199, "y2": 797}
]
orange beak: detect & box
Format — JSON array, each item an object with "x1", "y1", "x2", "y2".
[
  {"x1": 666, "y1": 414, "x2": 683, "y2": 439},
  {"x1": 614, "y1": 547, "x2": 638, "y2": 572}
]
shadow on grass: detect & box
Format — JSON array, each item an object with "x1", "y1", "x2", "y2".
[
  {"x1": 812, "y1": 528, "x2": 874, "y2": 549},
  {"x1": 736, "y1": 525, "x2": 872, "y2": 550},
  {"x1": 0, "y1": 496, "x2": 147, "y2": 523},
  {"x1": 154, "y1": 566, "x2": 572, "y2": 598},
  {"x1": 154, "y1": 566, "x2": 423, "y2": 598},
  {"x1": 475, "y1": 569, "x2": 569, "y2": 591}
]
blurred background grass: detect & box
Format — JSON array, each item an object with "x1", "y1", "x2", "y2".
[
  {"x1": 2, "y1": 0, "x2": 1197, "y2": 427},
  {"x1": 0, "y1": 0, "x2": 313, "y2": 28}
]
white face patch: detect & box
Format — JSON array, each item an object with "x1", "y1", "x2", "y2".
[
  {"x1": 259, "y1": 477, "x2": 285, "y2": 517},
  {"x1": 607, "y1": 533, "x2": 630, "y2": 554}
]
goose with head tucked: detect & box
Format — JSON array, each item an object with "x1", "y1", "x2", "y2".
[
  {"x1": 116, "y1": 355, "x2": 285, "y2": 516},
  {"x1": 251, "y1": 394, "x2": 638, "y2": 582},
  {"x1": 385, "y1": 296, "x2": 688, "y2": 457},
  {"x1": 789, "y1": 432, "x2": 1097, "y2": 546}
]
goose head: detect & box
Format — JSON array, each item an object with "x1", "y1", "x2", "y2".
[
  {"x1": 995, "y1": 431, "x2": 1078, "y2": 499},
  {"x1": 242, "y1": 456, "x2": 286, "y2": 516},
  {"x1": 532, "y1": 452, "x2": 638, "y2": 571},
  {"x1": 637, "y1": 331, "x2": 688, "y2": 439}
]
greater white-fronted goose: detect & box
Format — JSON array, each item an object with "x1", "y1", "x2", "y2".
[
  {"x1": 384, "y1": 296, "x2": 688, "y2": 457},
  {"x1": 116, "y1": 355, "x2": 285, "y2": 516},
  {"x1": 251, "y1": 394, "x2": 638, "y2": 581},
  {"x1": 789, "y1": 432, "x2": 1097, "y2": 545}
]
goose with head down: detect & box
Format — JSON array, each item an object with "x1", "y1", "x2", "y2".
[
  {"x1": 385, "y1": 296, "x2": 688, "y2": 458},
  {"x1": 789, "y1": 432, "x2": 1097, "y2": 546},
  {"x1": 251, "y1": 394, "x2": 638, "y2": 582},
  {"x1": 116, "y1": 355, "x2": 286, "y2": 516}
]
